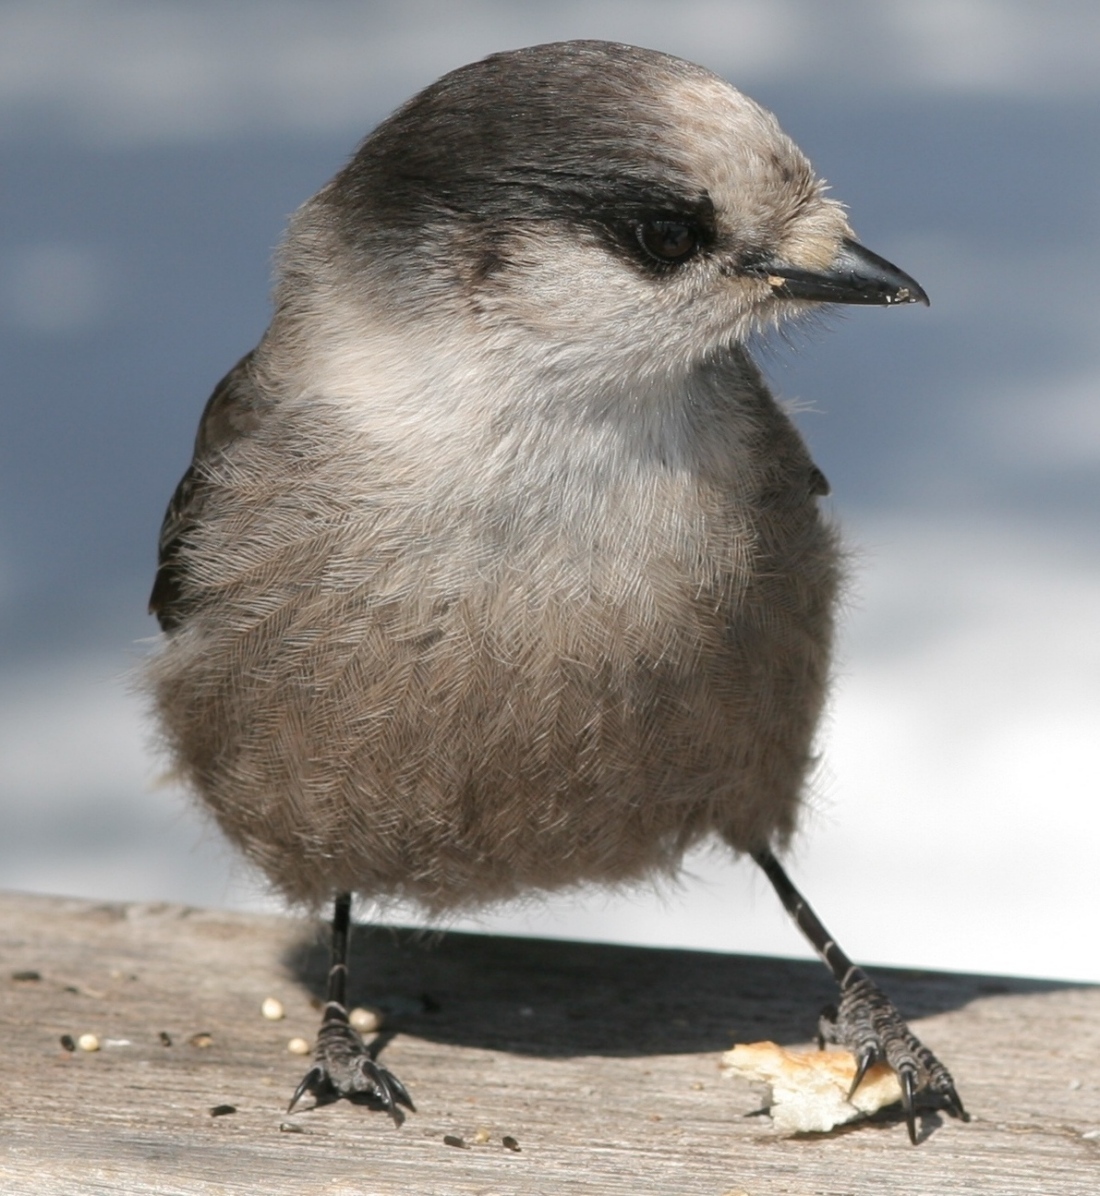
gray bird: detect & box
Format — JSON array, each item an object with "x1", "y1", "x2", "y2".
[{"x1": 148, "y1": 41, "x2": 964, "y2": 1142}]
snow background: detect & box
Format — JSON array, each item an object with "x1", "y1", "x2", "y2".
[{"x1": 2, "y1": 1, "x2": 1098, "y2": 982}]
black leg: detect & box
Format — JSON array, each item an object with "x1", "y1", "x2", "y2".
[
  {"x1": 287, "y1": 892, "x2": 415, "y2": 1124},
  {"x1": 752, "y1": 848, "x2": 967, "y2": 1143}
]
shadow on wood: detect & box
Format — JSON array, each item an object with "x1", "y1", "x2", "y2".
[{"x1": 282, "y1": 922, "x2": 1071, "y2": 1059}]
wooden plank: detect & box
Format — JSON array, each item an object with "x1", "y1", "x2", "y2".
[{"x1": 1, "y1": 889, "x2": 1097, "y2": 1194}]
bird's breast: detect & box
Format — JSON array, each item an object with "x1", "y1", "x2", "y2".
[{"x1": 152, "y1": 351, "x2": 839, "y2": 908}]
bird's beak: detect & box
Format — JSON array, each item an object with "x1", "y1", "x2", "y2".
[{"x1": 756, "y1": 237, "x2": 929, "y2": 307}]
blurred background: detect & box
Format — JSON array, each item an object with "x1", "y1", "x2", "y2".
[{"x1": 2, "y1": 1, "x2": 1098, "y2": 983}]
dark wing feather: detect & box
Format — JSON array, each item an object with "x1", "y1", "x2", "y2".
[{"x1": 149, "y1": 351, "x2": 266, "y2": 631}]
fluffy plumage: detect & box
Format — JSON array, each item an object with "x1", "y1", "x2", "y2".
[{"x1": 149, "y1": 42, "x2": 883, "y2": 913}]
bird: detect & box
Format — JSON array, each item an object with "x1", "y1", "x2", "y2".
[{"x1": 147, "y1": 40, "x2": 965, "y2": 1143}]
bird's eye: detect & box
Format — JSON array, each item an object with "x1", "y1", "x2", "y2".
[{"x1": 637, "y1": 220, "x2": 698, "y2": 263}]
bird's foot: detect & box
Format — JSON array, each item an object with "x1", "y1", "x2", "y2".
[
  {"x1": 287, "y1": 1001, "x2": 414, "y2": 1125},
  {"x1": 818, "y1": 969, "x2": 967, "y2": 1144}
]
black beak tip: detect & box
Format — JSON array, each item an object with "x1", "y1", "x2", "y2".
[{"x1": 838, "y1": 237, "x2": 929, "y2": 308}]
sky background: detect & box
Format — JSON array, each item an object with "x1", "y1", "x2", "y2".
[{"x1": 2, "y1": 0, "x2": 1098, "y2": 983}]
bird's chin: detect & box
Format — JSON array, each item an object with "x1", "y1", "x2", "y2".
[{"x1": 718, "y1": 302, "x2": 801, "y2": 347}]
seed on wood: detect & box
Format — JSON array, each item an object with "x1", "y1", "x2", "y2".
[
  {"x1": 349, "y1": 1006, "x2": 383, "y2": 1033},
  {"x1": 261, "y1": 997, "x2": 285, "y2": 1020}
]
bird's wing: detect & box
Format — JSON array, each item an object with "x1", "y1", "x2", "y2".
[{"x1": 149, "y1": 350, "x2": 267, "y2": 631}]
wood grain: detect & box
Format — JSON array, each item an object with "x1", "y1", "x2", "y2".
[{"x1": 1, "y1": 890, "x2": 1096, "y2": 1194}]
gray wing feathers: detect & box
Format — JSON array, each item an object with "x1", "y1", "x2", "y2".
[{"x1": 149, "y1": 351, "x2": 265, "y2": 631}]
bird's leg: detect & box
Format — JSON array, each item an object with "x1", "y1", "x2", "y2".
[
  {"x1": 287, "y1": 892, "x2": 414, "y2": 1124},
  {"x1": 752, "y1": 848, "x2": 966, "y2": 1143}
]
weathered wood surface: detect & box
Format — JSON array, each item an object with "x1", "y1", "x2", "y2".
[{"x1": 1, "y1": 890, "x2": 1096, "y2": 1195}]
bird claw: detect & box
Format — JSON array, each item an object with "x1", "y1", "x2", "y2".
[
  {"x1": 847, "y1": 1044, "x2": 877, "y2": 1101},
  {"x1": 287, "y1": 1001, "x2": 414, "y2": 1125},
  {"x1": 819, "y1": 970, "x2": 967, "y2": 1144},
  {"x1": 898, "y1": 1064, "x2": 918, "y2": 1144}
]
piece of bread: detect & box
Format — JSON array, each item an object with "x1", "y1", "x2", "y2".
[{"x1": 721, "y1": 1041, "x2": 903, "y2": 1134}]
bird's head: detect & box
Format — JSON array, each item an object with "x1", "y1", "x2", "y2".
[{"x1": 293, "y1": 41, "x2": 926, "y2": 395}]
